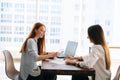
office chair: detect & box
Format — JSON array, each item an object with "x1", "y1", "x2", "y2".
[
  {"x1": 113, "y1": 65, "x2": 120, "y2": 80},
  {"x1": 3, "y1": 50, "x2": 20, "y2": 80}
]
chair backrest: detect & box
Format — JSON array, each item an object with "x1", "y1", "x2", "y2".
[
  {"x1": 3, "y1": 50, "x2": 20, "y2": 80},
  {"x1": 113, "y1": 65, "x2": 120, "y2": 80}
]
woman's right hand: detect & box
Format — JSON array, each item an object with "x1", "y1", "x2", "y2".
[
  {"x1": 49, "y1": 52, "x2": 60, "y2": 57},
  {"x1": 65, "y1": 59, "x2": 76, "y2": 65},
  {"x1": 64, "y1": 56, "x2": 74, "y2": 60},
  {"x1": 64, "y1": 56, "x2": 83, "y2": 61}
]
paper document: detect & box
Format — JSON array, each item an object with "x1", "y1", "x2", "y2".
[
  {"x1": 49, "y1": 58, "x2": 66, "y2": 64},
  {"x1": 37, "y1": 61, "x2": 42, "y2": 66}
]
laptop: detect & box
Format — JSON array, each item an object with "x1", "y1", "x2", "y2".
[{"x1": 58, "y1": 41, "x2": 78, "y2": 58}]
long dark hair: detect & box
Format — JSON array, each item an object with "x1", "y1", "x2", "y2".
[
  {"x1": 20, "y1": 22, "x2": 46, "y2": 55},
  {"x1": 88, "y1": 24, "x2": 111, "y2": 70}
]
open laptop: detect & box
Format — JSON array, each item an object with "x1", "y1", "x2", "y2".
[{"x1": 58, "y1": 41, "x2": 78, "y2": 58}]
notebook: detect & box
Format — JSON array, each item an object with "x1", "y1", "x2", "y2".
[{"x1": 58, "y1": 41, "x2": 78, "y2": 58}]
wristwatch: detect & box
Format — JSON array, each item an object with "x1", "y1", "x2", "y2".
[{"x1": 75, "y1": 62, "x2": 79, "y2": 67}]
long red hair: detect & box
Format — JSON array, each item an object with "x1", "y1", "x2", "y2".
[{"x1": 20, "y1": 22, "x2": 46, "y2": 55}]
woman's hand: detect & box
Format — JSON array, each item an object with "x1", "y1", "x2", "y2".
[
  {"x1": 49, "y1": 52, "x2": 60, "y2": 57},
  {"x1": 65, "y1": 59, "x2": 76, "y2": 65},
  {"x1": 64, "y1": 56, "x2": 74, "y2": 60},
  {"x1": 65, "y1": 56, "x2": 83, "y2": 61},
  {"x1": 38, "y1": 52, "x2": 60, "y2": 60}
]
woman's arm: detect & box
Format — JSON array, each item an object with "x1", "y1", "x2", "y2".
[
  {"x1": 79, "y1": 46, "x2": 100, "y2": 68},
  {"x1": 65, "y1": 56, "x2": 83, "y2": 61},
  {"x1": 66, "y1": 46, "x2": 100, "y2": 68},
  {"x1": 27, "y1": 39, "x2": 60, "y2": 61},
  {"x1": 37, "y1": 52, "x2": 59, "y2": 61},
  {"x1": 75, "y1": 56, "x2": 83, "y2": 61}
]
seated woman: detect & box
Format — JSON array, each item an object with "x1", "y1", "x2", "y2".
[
  {"x1": 65, "y1": 24, "x2": 111, "y2": 80},
  {"x1": 19, "y1": 22, "x2": 59, "y2": 80}
]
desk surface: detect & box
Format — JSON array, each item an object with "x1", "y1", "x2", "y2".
[{"x1": 41, "y1": 58, "x2": 95, "y2": 80}]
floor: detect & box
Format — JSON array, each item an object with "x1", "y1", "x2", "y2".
[{"x1": 0, "y1": 50, "x2": 120, "y2": 80}]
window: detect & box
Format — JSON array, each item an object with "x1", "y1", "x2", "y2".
[{"x1": 0, "y1": 0, "x2": 120, "y2": 54}]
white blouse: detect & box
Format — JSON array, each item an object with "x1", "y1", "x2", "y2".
[{"x1": 79, "y1": 45, "x2": 111, "y2": 80}]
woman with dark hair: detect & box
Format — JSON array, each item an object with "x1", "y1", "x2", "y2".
[
  {"x1": 19, "y1": 22, "x2": 59, "y2": 80},
  {"x1": 65, "y1": 24, "x2": 111, "y2": 80}
]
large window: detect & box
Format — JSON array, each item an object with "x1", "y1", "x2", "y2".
[
  {"x1": 0, "y1": 0, "x2": 81, "y2": 52},
  {"x1": 0, "y1": 0, "x2": 120, "y2": 56}
]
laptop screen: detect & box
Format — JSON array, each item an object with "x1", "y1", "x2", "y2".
[
  {"x1": 64, "y1": 41, "x2": 78, "y2": 56},
  {"x1": 58, "y1": 41, "x2": 78, "y2": 57}
]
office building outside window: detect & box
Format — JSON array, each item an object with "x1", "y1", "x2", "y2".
[
  {"x1": 0, "y1": 0, "x2": 120, "y2": 55},
  {"x1": 0, "y1": 0, "x2": 81, "y2": 52}
]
